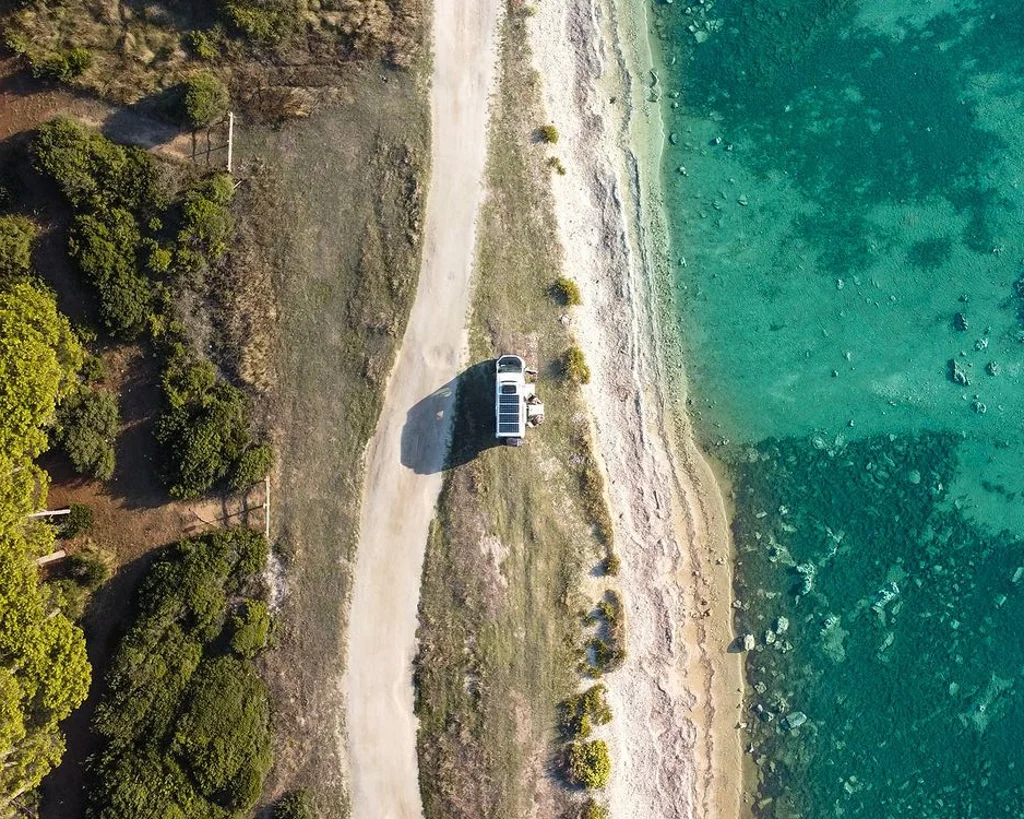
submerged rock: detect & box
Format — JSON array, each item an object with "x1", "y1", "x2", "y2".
[
  {"x1": 782, "y1": 711, "x2": 808, "y2": 730},
  {"x1": 949, "y1": 359, "x2": 970, "y2": 386},
  {"x1": 954, "y1": 312, "x2": 969, "y2": 331}
]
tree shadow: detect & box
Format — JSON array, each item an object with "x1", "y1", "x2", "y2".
[{"x1": 400, "y1": 360, "x2": 501, "y2": 475}]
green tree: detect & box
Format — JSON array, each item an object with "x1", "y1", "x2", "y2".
[
  {"x1": 55, "y1": 386, "x2": 120, "y2": 481},
  {"x1": 180, "y1": 72, "x2": 229, "y2": 128},
  {"x1": 0, "y1": 216, "x2": 37, "y2": 279},
  {"x1": 273, "y1": 790, "x2": 314, "y2": 819}
]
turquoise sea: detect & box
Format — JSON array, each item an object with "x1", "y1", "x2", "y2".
[{"x1": 649, "y1": 1, "x2": 1024, "y2": 816}]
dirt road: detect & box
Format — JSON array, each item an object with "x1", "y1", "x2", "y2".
[{"x1": 341, "y1": 0, "x2": 501, "y2": 816}]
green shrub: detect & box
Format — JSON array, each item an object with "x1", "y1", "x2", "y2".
[
  {"x1": 89, "y1": 530, "x2": 270, "y2": 819},
  {"x1": 180, "y1": 72, "x2": 229, "y2": 128},
  {"x1": 553, "y1": 276, "x2": 582, "y2": 307},
  {"x1": 230, "y1": 442, "x2": 273, "y2": 490},
  {"x1": 566, "y1": 740, "x2": 611, "y2": 789},
  {"x1": 538, "y1": 124, "x2": 559, "y2": 144},
  {"x1": 547, "y1": 155, "x2": 566, "y2": 175},
  {"x1": 67, "y1": 543, "x2": 116, "y2": 588},
  {"x1": 274, "y1": 789, "x2": 315, "y2": 819},
  {"x1": 560, "y1": 684, "x2": 612, "y2": 740},
  {"x1": 55, "y1": 386, "x2": 120, "y2": 480},
  {"x1": 63, "y1": 503, "x2": 94, "y2": 538},
  {"x1": 145, "y1": 242, "x2": 173, "y2": 275},
  {"x1": 580, "y1": 799, "x2": 608, "y2": 819},
  {"x1": 563, "y1": 345, "x2": 591, "y2": 385},
  {"x1": 603, "y1": 553, "x2": 620, "y2": 576},
  {"x1": 157, "y1": 358, "x2": 253, "y2": 498},
  {"x1": 179, "y1": 185, "x2": 234, "y2": 260},
  {"x1": 0, "y1": 215, "x2": 37, "y2": 278},
  {"x1": 31, "y1": 48, "x2": 93, "y2": 83},
  {"x1": 80, "y1": 353, "x2": 107, "y2": 384},
  {"x1": 186, "y1": 27, "x2": 224, "y2": 60},
  {"x1": 68, "y1": 210, "x2": 152, "y2": 338},
  {"x1": 222, "y1": 0, "x2": 293, "y2": 42},
  {"x1": 230, "y1": 599, "x2": 270, "y2": 658},
  {"x1": 33, "y1": 118, "x2": 163, "y2": 213}
]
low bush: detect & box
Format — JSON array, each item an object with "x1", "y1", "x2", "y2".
[
  {"x1": 563, "y1": 345, "x2": 591, "y2": 385},
  {"x1": 566, "y1": 740, "x2": 611, "y2": 789},
  {"x1": 538, "y1": 124, "x2": 559, "y2": 144},
  {"x1": 0, "y1": 215, "x2": 37, "y2": 277},
  {"x1": 274, "y1": 790, "x2": 315, "y2": 819},
  {"x1": 89, "y1": 529, "x2": 270, "y2": 819},
  {"x1": 602, "y1": 553, "x2": 620, "y2": 576},
  {"x1": 30, "y1": 47, "x2": 93, "y2": 83},
  {"x1": 553, "y1": 276, "x2": 582, "y2": 307},
  {"x1": 547, "y1": 156, "x2": 566, "y2": 175},
  {"x1": 180, "y1": 72, "x2": 229, "y2": 128},
  {"x1": 186, "y1": 27, "x2": 225, "y2": 60},
  {"x1": 54, "y1": 386, "x2": 120, "y2": 481},
  {"x1": 581, "y1": 799, "x2": 609, "y2": 819},
  {"x1": 67, "y1": 543, "x2": 116, "y2": 588},
  {"x1": 157, "y1": 357, "x2": 253, "y2": 498},
  {"x1": 222, "y1": 0, "x2": 295, "y2": 42},
  {"x1": 63, "y1": 503, "x2": 94, "y2": 538},
  {"x1": 230, "y1": 442, "x2": 273, "y2": 490},
  {"x1": 230, "y1": 599, "x2": 270, "y2": 658},
  {"x1": 560, "y1": 684, "x2": 612, "y2": 740}
]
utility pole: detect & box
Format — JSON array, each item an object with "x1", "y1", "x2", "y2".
[{"x1": 227, "y1": 111, "x2": 235, "y2": 174}]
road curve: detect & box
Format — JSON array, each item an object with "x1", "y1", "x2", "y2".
[{"x1": 341, "y1": 0, "x2": 501, "y2": 816}]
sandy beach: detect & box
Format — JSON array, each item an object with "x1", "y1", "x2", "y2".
[{"x1": 526, "y1": 0, "x2": 746, "y2": 816}]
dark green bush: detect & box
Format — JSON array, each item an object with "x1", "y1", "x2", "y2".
[
  {"x1": 0, "y1": 215, "x2": 37, "y2": 278},
  {"x1": 157, "y1": 358, "x2": 253, "y2": 498},
  {"x1": 602, "y1": 553, "x2": 620, "y2": 576},
  {"x1": 80, "y1": 352, "x2": 107, "y2": 384},
  {"x1": 563, "y1": 345, "x2": 591, "y2": 385},
  {"x1": 67, "y1": 544, "x2": 115, "y2": 588},
  {"x1": 221, "y1": 0, "x2": 294, "y2": 42},
  {"x1": 180, "y1": 72, "x2": 229, "y2": 128},
  {"x1": 230, "y1": 442, "x2": 273, "y2": 490},
  {"x1": 186, "y1": 27, "x2": 225, "y2": 60},
  {"x1": 274, "y1": 790, "x2": 315, "y2": 819},
  {"x1": 229, "y1": 599, "x2": 270, "y2": 658},
  {"x1": 68, "y1": 210, "x2": 152, "y2": 338},
  {"x1": 89, "y1": 529, "x2": 269, "y2": 819},
  {"x1": 30, "y1": 47, "x2": 93, "y2": 83},
  {"x1": 553, "y1": 276, "x2": 582, "y2": 307},
  {"x1": 33, "y1": 118, "x2": 164, "y2": 214},
  {"x1": 55, "y1": 386, "x2": 120, "y2": 481},
  {"x1": 179, "y1": 184, "x2": 234, "y2": 260},
  {"x1": 560, "y1": 684, "x2": 612, "y2": 740},
  {"x1": 63, "y1": 503, "x2": 94, "y2": 538},
  {"x1": 566, "y1": 740, "x2": 611, "y2": 789},
  {"x1": 580, "y1": 798, "x2": 609, "y2": 819}
]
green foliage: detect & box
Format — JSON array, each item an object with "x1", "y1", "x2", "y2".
[
  {"x1": 560, "y1": 684, "x2": 612, "y2": 740},
  {"x1": 0, "y1": 281, "x2": 83, "y2": 463},
  {"x1": 0, "y1": 215, "x2": 37, "y2": 278},
  {"x1": 89, "y1": 529, "x2": 269, "y2": 819},
  {"x1": 55, "y1": 386, "x2": 120, "y2": 481},
  {"x1": 538, "y1": 124, "x2": 559, "y2": 144},
  {"x1": 563, "y1": 345, "x2": 591, "y2": 385},
  {"x1": 180, "y1": 72, "x2": 229, "y2": 128},
  {"x1": 186, "y1": 27, "x2": 225, "y2": 60},
  {"x1": 67, "y1": 544, "x2": 115, "y2": 588},
  {"x1": 547, "y1": 155, "x2": 566, "y2": 175},
  {"x1": 566, "y1": 740, "x2": 611, "y2": 789},
  {"x1": 273, "y1": 790, "x2": 315, "y2": 819},
  {"x1": 68, "y1": 210, "x2": 152, "y2": 338},
  {"x1": 179, "y1": 182, "x2": 234, "y2": 260},
  {"x1": 221, "y1": 0, "x2": 294, "y2": 43},
  {"x1": 602, "y1": 553, "x2": 620, "y2": 576},
  {"x1": 0, "y1": 522, "x2": 90, "y2": 812},
  {"x1": 80, "y1": 353, "x2": 107, "y2": 384},
  {"x1": 230, "y1": 442, "x2": 273, "y2": 490},
  {"x1": 30, "y1": 47, "x2": 94, "y2": 83},
  {"x1": 229, "y1": 599, "x2": 270, "y2": 658},
  {"x1": 64, "y1": 503, "x2": 95, "y2": 538},
  {"x1": 156, "y1": 357, "x2": 253, "y2": 498},
  {"x1": 553, "y1": 276, "x2": 582, "y2": 307},
  {"x1": 33, "y1": 118, "x2": 163, "y2": 214},
  {"x1": 580, "y1": 798, "x2": 609, "y2": 819}
]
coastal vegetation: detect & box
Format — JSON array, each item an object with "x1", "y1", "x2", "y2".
[
  {"x1": 552, "y1": 275, "x2": 582, "y2": 306},
  {"x1": 86, "y1": 529, "x2": 272, "y2": 819},
  {"x1": 414, "y1": 11, "x2": 622, "y2": 817},
  {"x1": 563, "y1": 345, "x2": 591, "y2": 385}
]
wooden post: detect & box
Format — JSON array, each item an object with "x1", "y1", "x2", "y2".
[
  {"x1": 227, "y1": 111, "x2": 235, "y2": 174},
  {"x1": 264, "y1": 476, "x2": 270, "y2": 540}
]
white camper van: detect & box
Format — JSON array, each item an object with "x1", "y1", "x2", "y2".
[{"x1": 495, "y1": 355, "x2": 544, "y2": 446}]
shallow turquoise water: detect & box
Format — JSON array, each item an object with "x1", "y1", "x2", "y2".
[{"x1": 649, "y1": 1, "x2": 1024, "y2": 815}]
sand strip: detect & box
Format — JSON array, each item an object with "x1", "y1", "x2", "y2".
[
  {"x1": 341, "y1": 1, "x2": 502, "y2": 816},
  {"x1": 526, "y1": 0, "x2": 745, "y2": 817}
]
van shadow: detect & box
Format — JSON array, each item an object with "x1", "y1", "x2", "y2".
[{"x1": 400, "y1": 359, "x2": 501, "y2": 475}]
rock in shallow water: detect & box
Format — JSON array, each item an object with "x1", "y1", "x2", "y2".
[{"x1": 782, "y1": 711, "x2": 808, "y2": 730}]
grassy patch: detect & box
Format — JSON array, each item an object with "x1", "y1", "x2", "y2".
[
  {"x1": 239, "y1": 67, "x2": 430, "y2": 816},
  {"x1": 415, "y1": 13, "x2": 617, "y2": 819}
]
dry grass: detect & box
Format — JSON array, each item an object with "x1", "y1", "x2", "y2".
[
  {"x1": 3, "y1": 0, "x2": 427, "y2": 109},
  {"x1": 241, "y1": 66, "x2": 429, "y2": 817},
  {"x1": 415, "y1": 14, "x2": 617, "y2": 818}
]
